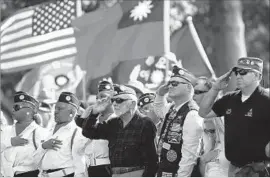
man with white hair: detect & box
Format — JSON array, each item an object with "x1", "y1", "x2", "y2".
[{"x1": 81, "y1": 84, "x2": 158, "y2": 177}]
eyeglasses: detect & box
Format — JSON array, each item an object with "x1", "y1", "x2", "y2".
[
  {"x1": 111, "y1": 98, "x2": 131, "y2": 104},
  {"x1": 13, "y1": 105, "x2": 32, "y2": 112},
  {"x1": 168, "y1": 81, "x2": 188, "y2": 87},
  {"x1": 233, "y1": 68, "x2": 252, "y2": 76},
  {"x1": 194, "y1": 90, "x2": 208, "y2": 95}
]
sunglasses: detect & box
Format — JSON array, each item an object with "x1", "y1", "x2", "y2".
[
  {"x1": 204, "y1": 129, "x2": 216, "y2": 134},
  {"x1": 168, "y1": 81, "x2": 188, "y2": 87},
  {"x1": 13, "y1": 105, "x2": 32, "y2": 112},
  {"x1": 233, "y1": 68, "x2": 252, "y2": 76},
  {"x1": 194, "y1": 90, "x2": 208, "y2": 95},
  {"x1": 111, "y1": 98, "x2": 131, "y2": 104}
]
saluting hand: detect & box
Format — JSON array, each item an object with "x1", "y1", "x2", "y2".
[
  {"x1": 212, "y1": 69, "x2": 233, "y2": 91},
  {"x1": 11, "y1": 136, "x2": 28, "y2": 146},
  {"x1": 42, "y1": 138, "x2": 62, "y2": 151},
  {"x1": 92, "y1": 97, "x2": 110, "y2": 114},
  {"x1": 157, "y1": 83, "x2": 169, "y2": 96}
]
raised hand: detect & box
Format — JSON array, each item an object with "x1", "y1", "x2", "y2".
[
  {"x1": 11, "y1": 136, "x2": 28, "y2": 146},
  {"x1": 92, "y1": 97, "x2": 110, "y2": 114},
  {"x1": 157, "y1": 83, "x2": 169, "y2": 96},
  {"x1": 212, "y1": 69, "x2": 233, "y2": 91}
]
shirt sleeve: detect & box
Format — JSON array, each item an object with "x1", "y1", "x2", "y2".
[
  {"x1": 177, "y1": 110, "x2": 203, "y2": 177},
  {"x1": 75, "y1": 116, "x2": 85, "y2": 128},
  {"x1": 212, "y1": 95, "x2": 230, "y2": 117},
  {"x1": 141, "y1": 120, "x2": 158, "y2": 177},
  {"x1": 72, "y1": 128, "x2": 89, "y2": 176},
  {"x1": 153, "y1": 94, "x2": 172, "y2": 119},
  {"x1": 0, "y1": 126, "x2": 13, "y2": 150},
  {"x1": 82, "y1": 111, "x2": 110, "y2": 140}
]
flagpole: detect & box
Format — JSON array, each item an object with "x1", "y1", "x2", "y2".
[
  {"x1": 163, "y1": 0, "x2": 170, "y2": 82},
  {"x1": 186, "y1": 16, "x2": 217, "y2": 79}
]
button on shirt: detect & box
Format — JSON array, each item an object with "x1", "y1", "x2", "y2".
[
  {"x1": 1, "y1": 121, "x2": 48, "y2": 177},
  {"x1": 82, "y1": 111, "x2": 158, "y2": 177},
  {"x1": 34, "y1": 121, "x2": 88, "y2": 176},
  {"x1": 153, "y1": 94, "x2": 203, "y2": 177}
]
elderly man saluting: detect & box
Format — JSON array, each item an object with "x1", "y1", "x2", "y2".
[{"x1": 82, "y1": 84, "x2": 158, "y2": 177}]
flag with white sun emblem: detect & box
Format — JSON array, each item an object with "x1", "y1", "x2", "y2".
[{"x1": 73, "y1": 0, "x2": 164, "y2": 82}]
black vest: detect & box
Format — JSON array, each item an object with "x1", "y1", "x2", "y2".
[{"x1": 157, "y1": 100, "x2": 198, "y2": 174}]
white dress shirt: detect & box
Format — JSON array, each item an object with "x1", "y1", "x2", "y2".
[
  {"x1": 153, "y1": 94, "x2": 203, "y2": 177},
  {"x1": 34, "y1": 121, "x2": 88, "y2": 176},
  {"x1": 1, "y1": 121, "x2": 48, "y2": 177}
]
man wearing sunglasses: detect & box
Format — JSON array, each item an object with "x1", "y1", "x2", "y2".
[
  {"x1": 199, "y1": 57, "x2": 270, "y2": 176},
  {"x1": 76, "y1": 80, "x2": 115, "y2": 177},
  {"x1": 82, "y1": 84, "x2": 158, "y2": 177},
  {"x1": 153, "y1": 65, "x2": 203, "y2": 177}
]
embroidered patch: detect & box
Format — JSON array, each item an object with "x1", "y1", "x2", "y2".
[
  {"x1": 167, "y1": 134, "x2": 181, "y2": 144},
  {"x1": 170, "y1": 123, "x2": 181, "y2": 132},
  {"x1": 245, "y1": 109, "x2": 253, "y2": 117},
  {"x1": 166, "y1": 150, "x2": 177, "y2": 162},
  {"x1": 226, "y1": 109, "x2": 232, "y2": 115}
]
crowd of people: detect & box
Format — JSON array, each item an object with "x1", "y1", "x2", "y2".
[{"x1": 1, "y1": 56, "x2": 270, "y2": 177}]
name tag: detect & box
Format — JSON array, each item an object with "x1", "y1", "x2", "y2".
[{"x1": 162, "y1": 142, "x2": 171, "y2": 150}]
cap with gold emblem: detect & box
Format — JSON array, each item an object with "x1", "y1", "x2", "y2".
[
  {"x1": 14, "y1": 91, "x2": 39, "y2": 109},
  {"x1": 57, "y1": 92, "x2": 80, "y2": 109},
  {"x1": 171, "y1": 65, "x2": 197, "y2": 85},
  {"x1": 138, "y1": 93, "x2": 155, "y2": 107},
  {"x1": 233, "y1": 57, "x2": 263, "y2": 74},
  {"x1": 113, "y1": 84, "x2": 136, "y2": 97},
  {"x1": 98, "y1": 80, "x2": 114, "y2": 92}
]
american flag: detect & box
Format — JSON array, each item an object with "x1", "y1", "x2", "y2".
[{"x1": 0, "y1": 0, "x2": 79, "y2": 73}]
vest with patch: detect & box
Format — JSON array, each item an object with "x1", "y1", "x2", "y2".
[{"x1": 157, "y1": 100, "x2": 198, "y2": 174}]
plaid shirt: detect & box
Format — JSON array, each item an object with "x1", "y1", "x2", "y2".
[{"x1": 81, "y1": 111, "x2": 158, "y2": 176}]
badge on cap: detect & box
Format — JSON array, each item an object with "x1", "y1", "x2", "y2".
[
  {"x1": 250, "y1": 61, "x2": 254, "y2": 65},
  {"x1": 120, "y1": 86, "x2": 125, "y2": 91},
  {"x1": 19, "y1": 95, "x2": 25, "y2": 100},
  {"x1": 139, "y1": 102, "x2": 143, "y2": 106},
  {"x1": 166, "y1": 150, "x2": 177, "y2": 162},
  {"x1": 105, "y1": 85, "x2": 111, "y2": 89},
  {"x1": 144, "y1": 98, "x2": 149, "y2": 102},
  {"x1": 66, "y1": 96, "x2": 71, "y2": 101},
  {"x1": 178, "y1": 69, "x2": 185, "y2": 75}
]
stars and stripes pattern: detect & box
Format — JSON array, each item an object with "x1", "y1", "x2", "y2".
[{"x1": 0, "y1": 0, "x2": 78, "y2": 73}]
